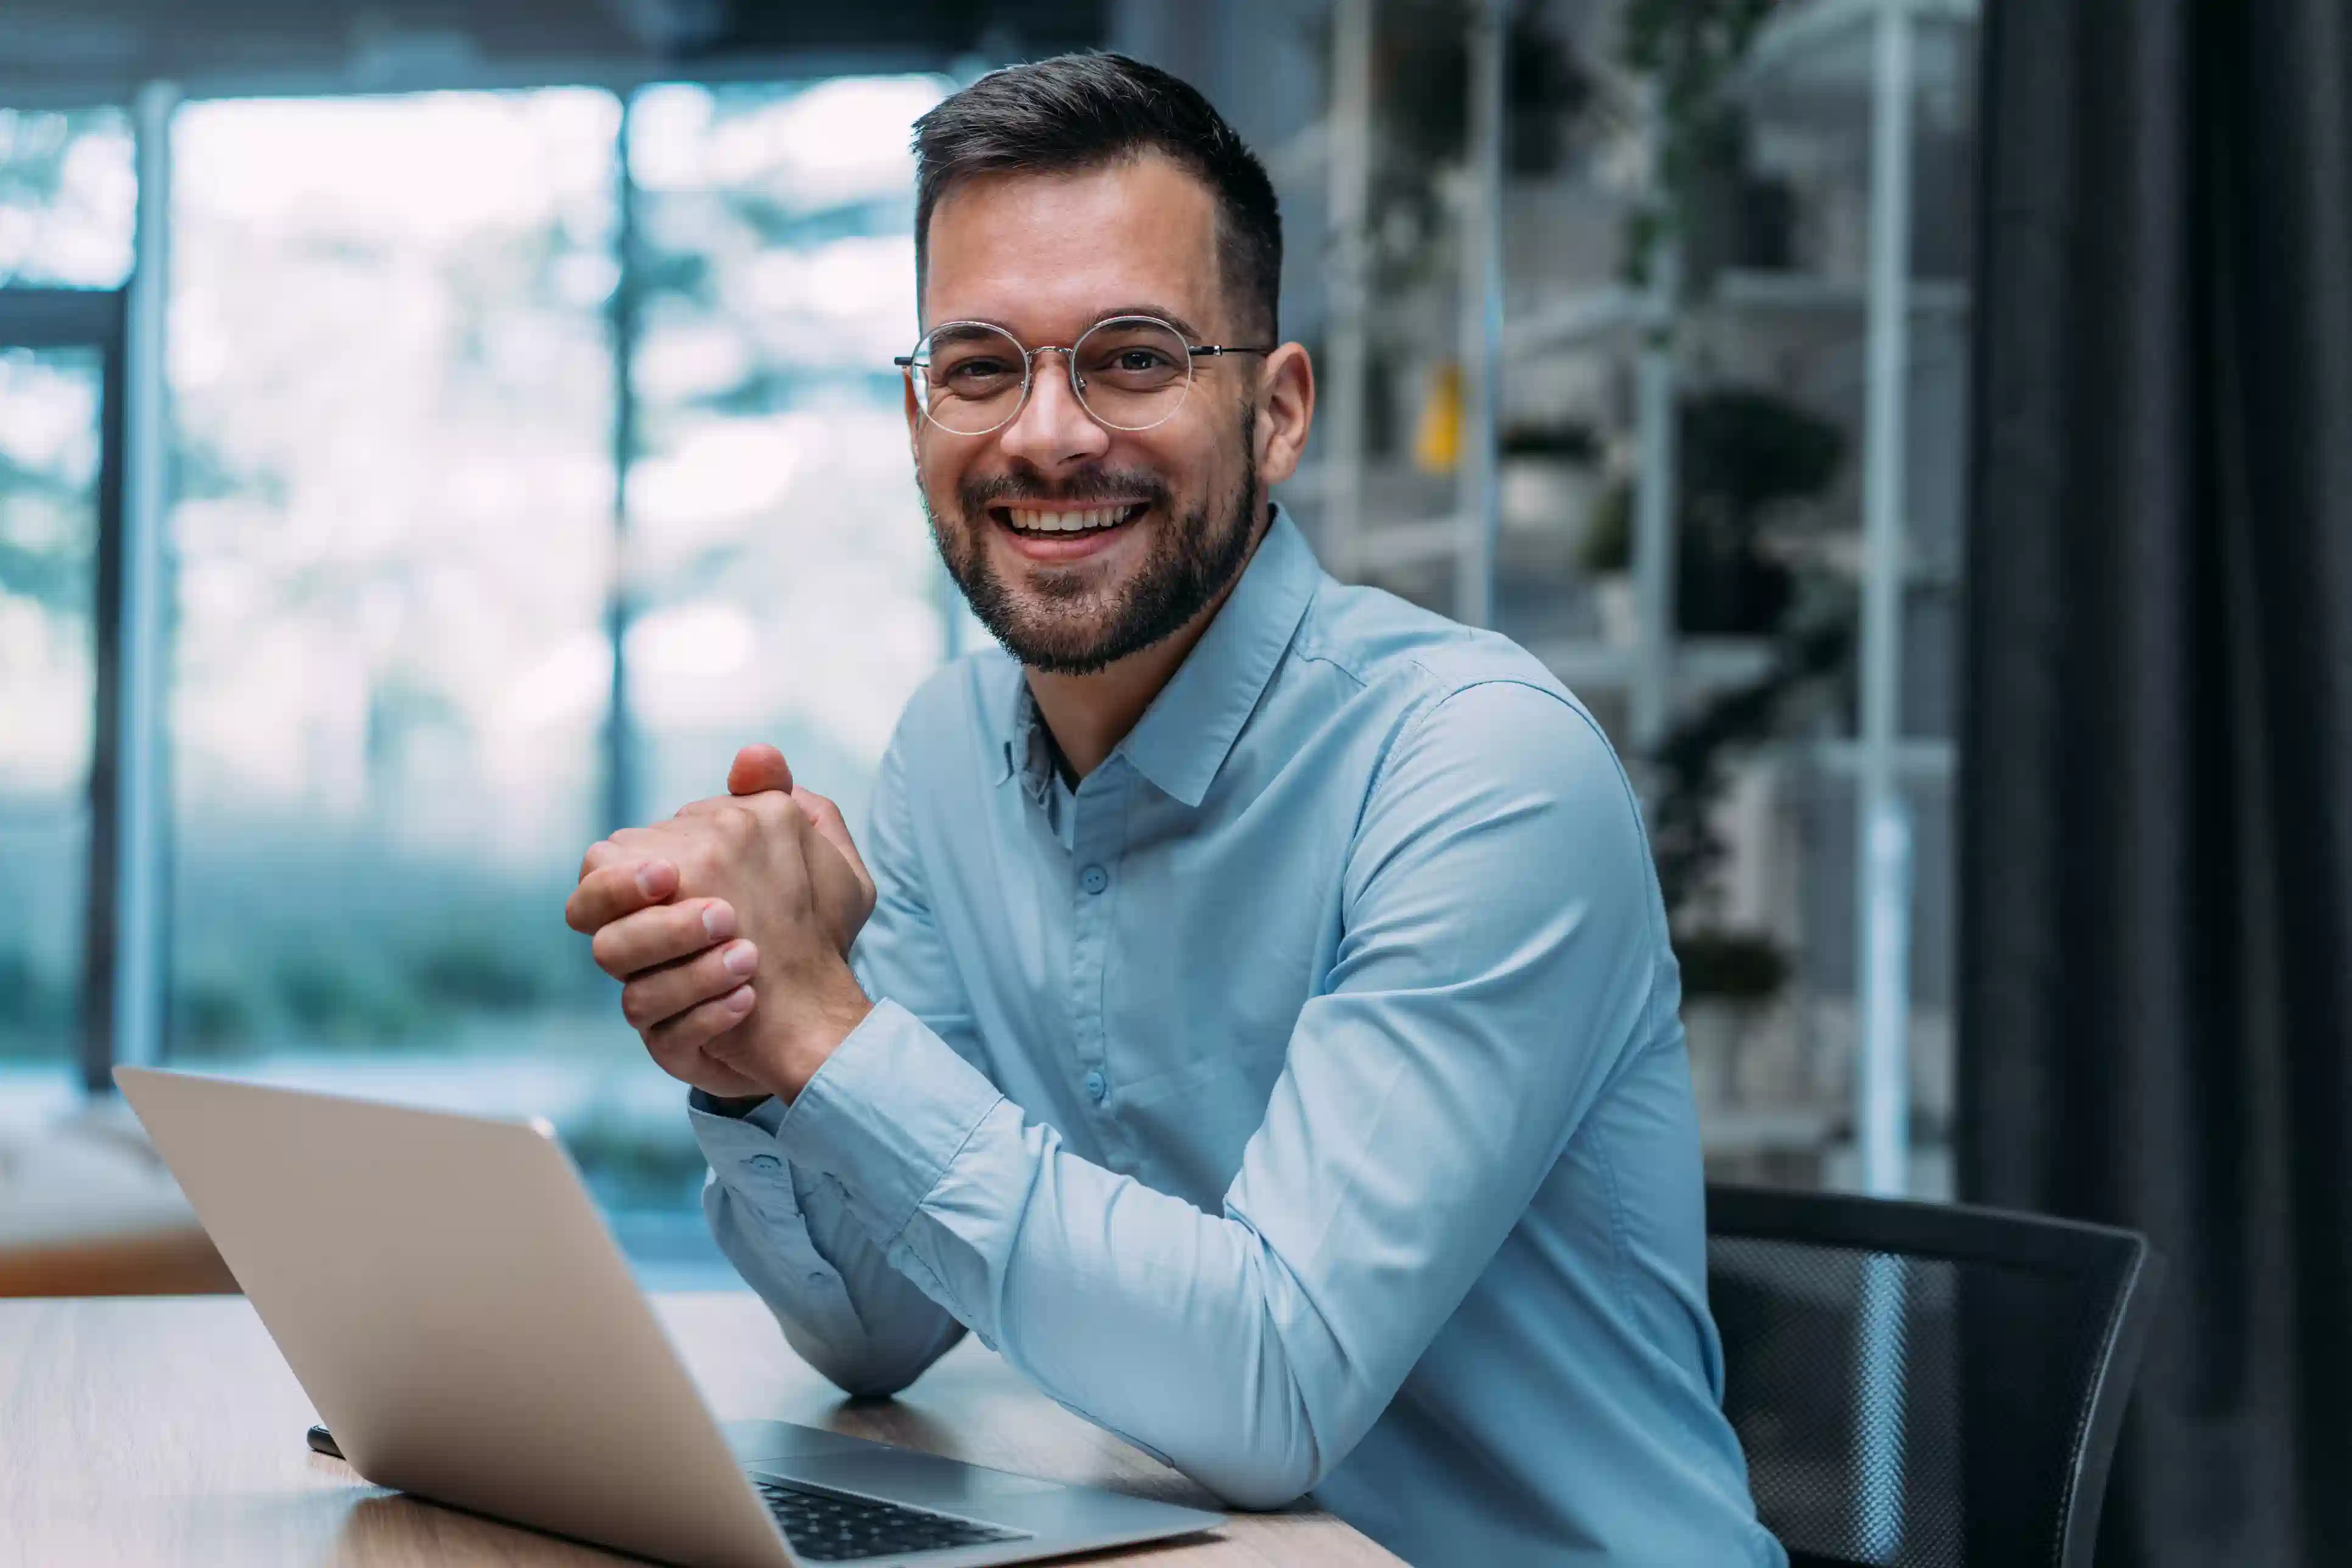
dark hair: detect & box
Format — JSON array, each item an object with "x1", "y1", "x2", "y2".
[{"x1": 912, "y1": 52, "x2": 1283, "y2": 339}]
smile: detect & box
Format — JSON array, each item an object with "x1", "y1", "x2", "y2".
[{"x1": 993, "y1": 502, "x2": 1149, "y2": 536}]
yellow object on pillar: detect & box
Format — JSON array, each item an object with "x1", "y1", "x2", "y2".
[{"x1": 1413, "y1": 362, "x2": 1465, "y2": 474}]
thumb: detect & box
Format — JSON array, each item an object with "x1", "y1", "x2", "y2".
[
  {"x1": 728, "y1": 743, "x2": 794, "y2": 797},
  {"x1": 793, "y1": 787, "x2": 873, "y2": 903}
]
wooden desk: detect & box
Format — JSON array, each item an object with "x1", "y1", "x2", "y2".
[{"x1": 0, "y1": 1292, "x2": 1401, "y2": 1567}]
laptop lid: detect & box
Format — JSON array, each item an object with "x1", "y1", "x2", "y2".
[{"x1": 114, "y1": 1065, "x2": 794, "y2": 1567}]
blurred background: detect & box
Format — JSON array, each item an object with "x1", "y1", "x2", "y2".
[
  {"x1": 5, "y1": 3, "x2": 2349, "y2": 1564},
  {"x1": 1, "y1": 0, "x2": 1973, "y2": 1279}
]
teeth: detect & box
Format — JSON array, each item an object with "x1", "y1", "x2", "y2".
[{"x1": 1006, "y1": 506, "x2": 1130, "y2": 533}]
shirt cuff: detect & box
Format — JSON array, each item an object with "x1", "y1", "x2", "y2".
[
  {"x1": 688, "y1": 1089, "x2": 797, "y2": 1216},
  {"x1": 772, "y1": 998, "x2": 1005, "y2": 1247}
]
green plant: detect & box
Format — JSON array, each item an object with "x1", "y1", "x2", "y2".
[
  {"x1": 1572, "y1": 390, "x2": 1844, "y2": 623},
  {"x1": 1673, "y1": 928, "x2": 1791, "y2": 1006},
  {"x1": 1499, "y1": 421, "x2": 1600, "y2": 461},
  {"x1": 1337, "y1": 2, "x2": 1617, "y2": 299},
  {"x1": 406, "y1": 942, "x2": 545, "y2": 1012},
  {"x1": 1651, "y1": 604, "x2": 1853, "y2": 977},
  {"x1": 273, "y1": 953, "x2": 423, "y2": 1046},
  {"x1": 562, "y1": 1107, "x2": 710, "y2": 1208},
  {"x1": 1619, "y1": 0, "x2": 1782, "y2": 286},
  {"x1": 1580, "y1": 475, "x2": 1633, "y2": 575},
  {"x1": 1676, "y1": 388, "x2": 1843, "y2": 634}
]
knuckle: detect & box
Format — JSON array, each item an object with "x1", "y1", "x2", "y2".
[{"x1": 681, "y1": 841, "x2": 722, "y2": 884}]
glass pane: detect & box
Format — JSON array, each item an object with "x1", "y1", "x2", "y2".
[
  {"x1": 626, "y1": 76, "x2": 951, "y2": 837},
  {"x1": 0, "y1": 107, "x2": 136, "y2": 287},
  {"x1": 0, "y1": 346, "x2": 102, "y2": 1074},
  {"x1": 161, "y1": 91, "x2": 672, "y2": 1199}
]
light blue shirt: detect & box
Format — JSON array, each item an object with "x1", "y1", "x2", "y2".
[{"x1": 689, "y1": 508, "x2": 1781, "y2": 1567}]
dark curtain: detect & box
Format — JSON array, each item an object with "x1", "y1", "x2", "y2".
[{"x1": 1960, "y1": 1, "x2": 2352, "y2": 1565}]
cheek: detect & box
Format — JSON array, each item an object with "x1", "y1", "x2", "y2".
[
  {"x1": 1129, "y1": 425, "x2": 1224, "y2": 495},
  {"x1": 912, "y1": 443, "x2": 967, "y2": 511}
]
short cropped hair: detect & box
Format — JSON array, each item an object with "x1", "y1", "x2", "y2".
[{"x1": 912, "y1": 52, "x2": 1283, "y2": 340}]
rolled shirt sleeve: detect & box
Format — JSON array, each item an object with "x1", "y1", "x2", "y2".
[{"x1": 763, "y1": 681, "x2": 1662, "y2": 1508}]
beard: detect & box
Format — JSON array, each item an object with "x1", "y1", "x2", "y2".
[{"x1": 922, "y1": 408, "x2": 1261, "y2": 677}]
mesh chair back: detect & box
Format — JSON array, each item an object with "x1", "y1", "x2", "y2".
[{"x1": 1707, "y1": 1186, "x2": 2163, "y2": 1568}]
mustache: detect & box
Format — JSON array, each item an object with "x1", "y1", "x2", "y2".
[{"x1": 957, "y1": 468, "x2": 1172, "y2": 516}]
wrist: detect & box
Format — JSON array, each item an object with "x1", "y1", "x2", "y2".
[
  {"x1": 773, "y1": 992, "x2": 875, "y2": 1101},
  {"x1": 732, "y1": 967, "x2": 873, "y2": 1102}
]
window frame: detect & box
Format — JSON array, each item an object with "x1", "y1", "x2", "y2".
[{"x1": 0, "y1": 285, "x2": 128, "y2": 1091}]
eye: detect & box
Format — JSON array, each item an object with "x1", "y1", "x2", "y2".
[{"x1": 940, "y1": 357, "x2": 1017, "y2": 390}]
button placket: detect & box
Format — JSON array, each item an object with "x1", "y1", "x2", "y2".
[{"x1": 1066, "y1": 763, "x2": 1127, "y2": 1115}]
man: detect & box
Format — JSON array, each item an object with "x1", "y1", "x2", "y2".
[{"x1": 565, "y1": 54, "x2": 1780, "y2": 1567}]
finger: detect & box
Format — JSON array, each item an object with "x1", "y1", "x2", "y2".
[
  {"x1": 579, "y1": 839, "x2": 626, "y2": 880},
  {"x1": 588, "y1": 897, "x2": 738, "y2": 980},
  {"x1": 791, "y1": 788, "x2": 872, "y2": 895},
  {"x1": 621, "y1": 939, "x2": 761, "y2": 1031},
  {"x1": 643, "y1": 984, "x2": 758, "y2": 1063},
  {"x1": 729, "y1": 744, "x2": 794, "y2": 798},
  {"x1": 564, "y1": 858, "x2": 676, "y2": 934}
]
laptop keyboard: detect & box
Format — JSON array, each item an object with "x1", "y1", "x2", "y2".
[{"x1": 754, "y1": 1477, "x2": 1031, "y2": 1561}]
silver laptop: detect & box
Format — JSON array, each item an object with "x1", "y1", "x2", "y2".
[{"x1": 115, "y1": 1065, "x2": 1221, "y2": 1566}]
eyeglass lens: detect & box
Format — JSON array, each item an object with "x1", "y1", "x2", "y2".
[{"x1": 912, "y1": 317, "x2": 1194, "y2": 435}]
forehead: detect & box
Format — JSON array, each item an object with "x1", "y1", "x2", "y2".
[{"x1": 922, "y1": 155, "x2": 1224, "y2": 338}]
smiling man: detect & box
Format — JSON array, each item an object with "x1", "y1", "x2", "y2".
[{"x1": 564, "y1": 54, "x2": 1780, "y2": 1567}]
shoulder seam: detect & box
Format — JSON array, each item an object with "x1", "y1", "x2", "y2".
[{"x1": 1359, "y1": 674, "x2": 1670, "y2": 1014}]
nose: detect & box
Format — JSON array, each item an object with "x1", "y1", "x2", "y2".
[{"x1": 995, "y1": 348, "x2": 1110, "y2": 474}]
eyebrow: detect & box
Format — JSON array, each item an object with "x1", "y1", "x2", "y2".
[
  {"x1": 1096, "y1": 304, "x2": 1206, "y2": 340},
  {"x1": 929, "y1": 305, "x2": 1211, "y2": 343},
  {"x1": 927, "y1": 321, "x2": 1013, "y2": 348}
]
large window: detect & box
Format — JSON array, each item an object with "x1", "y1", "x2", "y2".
[
  {"x1": 114, "y1": 79, "x2": 951, "y2": 1264},
  {"x1": 0, "y1": 107, "x2": 135, "y2": 288},
  {"x1": 625, "y1": 77, "x2": 949, "y2": 833},
  {"x1": 0, "y1": 107, "x2": 133, "y2": 1099},
  {"x1": 0, "y1": 344, "x2": 105, "y2": 1070},
  {"x1": 164, "y1": 90, "x2": 622, "y2": 1069}
]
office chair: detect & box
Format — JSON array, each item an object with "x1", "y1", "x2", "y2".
[{"x1": 1707, "y1": 1184, "x2": 2164, "y2": 1568}]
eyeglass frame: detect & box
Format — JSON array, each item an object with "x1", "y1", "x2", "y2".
[{"x1": 893, "y1": 313, "x2": 1277, "y2": 436}]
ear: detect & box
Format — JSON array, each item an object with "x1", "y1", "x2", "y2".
[
  {"x1": 903, "y1": 368, "x2": 924, "y2": 462},
  {"x1": 1253, "y1": 341, "x2": 1315, "y2": 489}
]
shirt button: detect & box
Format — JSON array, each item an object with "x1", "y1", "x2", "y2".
[
  {"x1": 747, "y1": 1154, "x2": 782, "y2": 1173},
  {"x1": 1083, "y1": 1069, "x2": 1108, "y2": 1103},
  {"x1": 1079, "y1": 864, "x2": 1109, "y2": 895}
]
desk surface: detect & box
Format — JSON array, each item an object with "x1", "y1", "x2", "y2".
[{"x1": 0, "y1": 1292, "x2": 1401, "y2": 1567}]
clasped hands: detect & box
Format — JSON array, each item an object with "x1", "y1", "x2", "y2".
[{"x1": 564, "y1": 744, "x2": 877, "y2": 1106}]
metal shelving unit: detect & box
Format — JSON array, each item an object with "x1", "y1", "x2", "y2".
[
  {"x1": 1738, "y1": 0, "x2": 1978, "y2": 1197},
  {"x1": 1296, "y1": 0, "x2": 1981, "y2": 1192}
]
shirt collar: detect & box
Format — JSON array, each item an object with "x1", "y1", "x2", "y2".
[{"x1": 993, "y1": 504, "x2": 1321, "y2": 810}]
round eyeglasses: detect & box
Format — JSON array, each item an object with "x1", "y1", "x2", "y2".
[{"x1": 895, "y1": 315, "x2": 1273, "y2": 437}]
